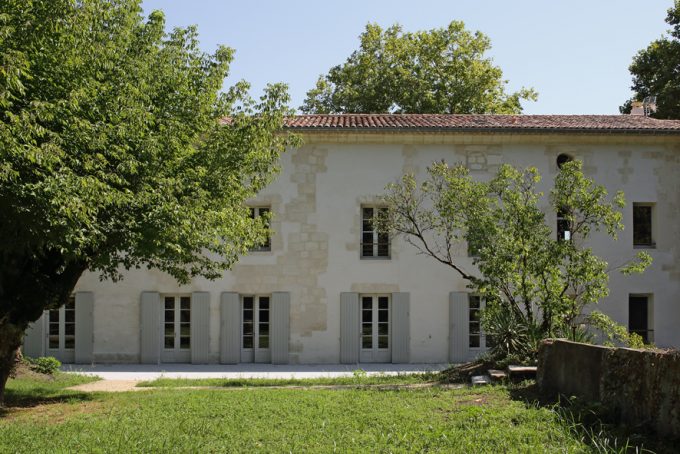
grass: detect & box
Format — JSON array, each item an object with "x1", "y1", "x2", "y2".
[
  {"x1": 138, "y1": 371, "x2": 440, "y2": 388},
  {"x1": 0, "y1": 374, "x2": 671, "y2": 453}
]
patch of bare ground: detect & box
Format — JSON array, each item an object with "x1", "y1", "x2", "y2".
[{"x1": 1, "y1": 400, "x2": 106, "y2": 424}]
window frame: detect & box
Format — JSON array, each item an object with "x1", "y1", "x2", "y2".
[
  {"x1": 632, "y1": 203, "x2": 656, "y2": 249},
  {"x1": 360, "y1": 205, "x2": 390, "y2": 260},
  {"x1": 162, "y1": 294, "x2": 192, "y2": 352},
  {"x1": 249, "y1": 206, "x2": 272, "y2": 252}
]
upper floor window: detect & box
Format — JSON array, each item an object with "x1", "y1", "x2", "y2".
[
  {"x1": 556, "y1": 153, "x2": 573, "y2": 169},
  {"x1": 361, "y1": 206, "x2": 389, "y2": 259},
  {"x1": 250, "y1": 206, "x2": 271, "y2": 252},
  {"x1": 633, "y1": 203, "x2": 655, "y2": 248},
  {"x1": 557, "y1": 208, "x2": 571, "y2": 241}
]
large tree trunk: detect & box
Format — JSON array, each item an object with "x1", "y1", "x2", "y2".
[{"x1": 0, "y1": 321, "x2": 25, "y2": 407}]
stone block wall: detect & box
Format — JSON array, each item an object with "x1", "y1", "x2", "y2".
[{"x1": 537, "y1": 339, "x2": 680, "y2": 438}]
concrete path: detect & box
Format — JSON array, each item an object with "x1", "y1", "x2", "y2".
[{"x1": 62, "y1": 363, "x2": 448, "y2": 381}]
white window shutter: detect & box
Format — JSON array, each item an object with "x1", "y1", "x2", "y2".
[
  {"x1": 23, "y1": 313, "x2": 46, "y2": 358},
  {"x1": 220, "y1": 292, "x2": 240, "y2": 364},
  {"x1": 391, "y1": 292, "x2": 410, "y2": 364},
  {"x1": 191, "y1": 292, "x2": 210, "y2": 364},
  {"x1": 449, "y1": 292, "x2": 469, "y2": 363},
  {"x1": 74, "y1": 292, "x2": 94, "y2": 364},
  {"x1": 140, "y1": 291, "x2": 161, "y2": 364},
  {"x1": 271, "y1": 292, "x2": 290, "y2": 364},
  {"x1": 340, "y1": 292, "x2": 359, "y2": 363}
]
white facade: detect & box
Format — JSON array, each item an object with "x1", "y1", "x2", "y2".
[{"x1": 23, "y1": 120, "x2": 680, "y2": 364}]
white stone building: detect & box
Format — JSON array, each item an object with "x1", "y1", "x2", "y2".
[{"x1": 22, "y1": 114, "x2": 680, "y2": 365}]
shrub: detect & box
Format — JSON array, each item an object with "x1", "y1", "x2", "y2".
[{"x1": 27, "y1": 356, "x2": 62, "y2": 375}]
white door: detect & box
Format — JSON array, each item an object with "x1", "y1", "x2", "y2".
[
  {"x1": 359, "y1": 295, "x2": 391, "y2": 363},
  {"x1": 241, "y1": 295, "x2": 271, "y2": 363},
  {"x1": 161, "y1": 295, "x2": 191, "y2": 363},
  {"x1": 46, "y1": 297, "x2": 76, "y2": 363}
]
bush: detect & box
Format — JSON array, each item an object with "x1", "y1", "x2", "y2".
[{"x1": 26, "y1": 356, "x2": 62, "y2": 375}]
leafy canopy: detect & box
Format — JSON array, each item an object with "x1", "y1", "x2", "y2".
[
  {"x1": 621, "y1": 0, "x2": 680, "y2": 118},
  {"x1": 0, "y1": 0, "x2": 298, "y2": 325},
  {"x1": 379, "y1": 160, "x2": 651, "y2": 359},
  {"x1": 301, "y1": 21, "x2": 537, "y2": 114}
]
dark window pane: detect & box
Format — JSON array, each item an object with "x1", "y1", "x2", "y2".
[
  {"x1": 557, "y1": 219, "x2": 571, "y2": 241},
  {"x1": 49, "y1": 310, "x2": 60, "y2": 323},
  {"x1": 180, "y1": 311, "x2": 190, "y2": 323},
  {"x1": 259, "y1": 298, "x2": 269, "y2": 309},
  {"x1": 259, "y1": 336, "x2": 269, "y2": 349},
  {"x1": 49, "y1": 323, "x2": 59, "y2": 336},
  {"x1": 633, "y1": 205, "x2": 653, "y2": 246},
  {"x1": 378, "y1": 310, "x2": 388, "y2": 323},
  {"x1": 165, "y1": 337, "x2": 174, "y2": 348},
  {"x1": 165, "y1": 310, "x2": 174, "y2": 323},
  {"x1": 164, "y1": 325, "x2": 174, "y2": 336},
  {"x1": 259, "y1": 324, "x2": 269, "y2": 336},
  {"x1": 378, "y1": 323, "x2": 389, "y2": 335},
  {"x1": 65, "y1": 323, "x2": 75, "y2": 336},
  {"x1": 362, "y1": 310, "x2": 372, "y2": 323},
  {"x1": 469, "y1": 296, "x2": 480, "y2": 309},
  {"x1": 470, "y1": 309, "x2": 480, "y2": 322},
  {"x1": 180, "y1": 337, "x2": 190, "y2": 349},
  {"x1": 249, "y1": 208, "x2": 255, "y2": 219},
  {"x1": 469, "y1": 336, "x2": 480, "y2": 348},
  {"x1": 363, "y1": 207, "x2": 373, "y2": 220},
  {"x1": 378, "y1": 297, "x2": 389, "y2": 310},
  {"x1": 165, "y1": 297, "x2": 174, "y2": 310},
  {"x1": 259, "y1": 311, "x2": 269, "y2": 323},
  {"x1": 180, "y1": 297, "x2": 190, "y2": 310},
  {"x1": 378, "y1": 336, "x2": 389, "y2": 349},
  {"x1": 629, "y1": 295, "x2": 649, "y2": 343},
  {"x1": 470, "y1": 322, "x2": 480, "y2": 334},
  {"x1": 243, "y1": 323, "x2": 253, "y2": 336},
  {"x1": 362, "y1": 298, "x2": 372, "y2": 310},
  {"x1": 243, "y1": 297, "x2": 253, "y2": 310},
  {"x1": 49, "y1": 336, "x2": 59, "y2": 349},
  {"x1": 362, "y1": 324, "x2": 372, "y2": 336},
  {"x1": 362, "y1": 336, "x2": 372, "y2": 349},
  {"x1": 65, "y1": 310, "x2": 75, "y2": 323},
  {"x1": 64, "y1": 337, "x2": 75, "y2": 349},
  {"x1": 180, "y1": 325, "x2": 190, "y2": 336},
  {"x1": 243, "y1": 336, "x2": 253, "y2": 349}
]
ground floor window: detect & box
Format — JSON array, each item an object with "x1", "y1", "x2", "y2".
[
  {"x1": 47, "y1": 296, "x2": 76, "y2": 362},
  {"x1": 629, "y1": 294, "x2": 653, "y2": 343},
  {"x1": 241, "y1": 295, "x2": 271, "y2": 363},
  {"x1": 161, "y1": 295, "x2": 191, "y2": 362},
  {"x1": 360, "y1": 294, "x2": 391, "y2": 363},
  {"x1": 469, "y1": 295, "x2": 494, "y2": 350}
]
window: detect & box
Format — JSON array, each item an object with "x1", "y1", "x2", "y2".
[
  {"x1": 556, "y1": 153, "x2": 573, "y2": 169},
  {"x1": 359, "y1": 295, "x2": 391, "y2": 363},
  {"x1": 361, "y1": 206, "x2": 389, "y2": 258},
  {"x1": 249, "y1": 207, "x2": 271, "y2": 251},
  {"x1": 164, "y1": 295, "x2": 191, "y2": 350},
  {"x1": 557, "y1": 208, "x2": 571, "y2": 241},
  {"x1": 633, "y1": 203, "x2": 654, "y2": 247},
  {"x1": 469, "y1": 296, "x2": 482, "y2": 348},
  {"x1": 48, "y1": 296, "x2": 76, "y2": 351},
  {"x1": 629, "y1": 295, "x2": 653, "y2": 343},
  {"x1": 241, "y1": 295, "x2": 271, "y2": 363}
]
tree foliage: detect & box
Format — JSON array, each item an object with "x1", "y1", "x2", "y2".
[
  {"x1": 379, "y1": 161, "x2": 651, "y2": 362},
  {"x1": 621, "y1": 0, "x2": 680, "y2": 118},
  {"x1": 301, "y1": 21, "x2": 537, "y2": 114},
  {"x1": 0, "y1": 0, "x2": 297, "y2": 403}
]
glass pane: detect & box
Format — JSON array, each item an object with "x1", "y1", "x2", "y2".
[
  {"x1": 259, "y1": 336, "x2": 269, "y2": 349},
  {"x1": 469, "y1": 335, "x2": 480, "y2": 348},
  {"x1": 259, "y1": 324, "x2": 269, "y2": 336},
  {"x1": 243, "y1": 336, "x2": 253, "y2": 349},
  {"x1": 243, "y1": 323, "x2": 253, "y2": 336},
  {"x1": 180, "y1": 337, "x2": 190, "y2": 349},
  {"x1": 378, "y1": 241, "x2": 389, "y2": 257},
  {"x1": 259, "y1": 310, "x2": 269, "y2": 323},
  {"x1": 470, "y1": 322, "x2": 480, "y2": 334},
  {"x1": 243, "y1": 310, "x2": 253, "y2": 322},
  {"x1": 633, "y1": 205, "x2": 653, "y2": 245},
  {"x1": 49, "y1": 309, "x2": 60, "y2": 323},
  {"x1": 362, "y1": 324, "x2": 372, "y2": 336},
  {"x1": 180, "y1": 297, "x2": 190, "y2": 310},
  {"x1": 363, "y1": 207, "x2": 374, "y2": 221},
  {"x1": 378, "y1": 336, "x2": 389, "y2": 349},
  {"x1": 362, "y1": 310, "x2": 372, "y2": 323},
  {"x1": 66, "y1": 297, "x2": 76, "y2": 309},
  {"x1": 165, "y1": 310, "x2": 174, "y2": 323},
  {"x1": 180, "y1": 311, "x2": 190, "y2": 323},
  {"x1": 164, "y1": 324, "x2": 174, "y2": 336},
  {"x1": 469, "y1": 296, "x2": 480, "y2": 309},
  {"x1": 165, "y1": 337, "x2": 174, "y2": 348},
  {"x1": 362, "y1": 336, "x2": 372, "y2": 349},
  {"x1": 49, "y1": 323, "x2": 60, "y2": 335},
  {"x1": 259, "y1": 207, "x2": 270, "y2": 216},
  {"x1": 164, "y1": 297, "x2": 174, "y2": 310},
  {"x1": 49, "y1": 335, "x2": 59, "y2": 349},
  {"x1": 470, "y1": 309, "x2": 480, "y2": 322},
  {"x1": 378, "y1": 310, "x2": 388, "y2": 323},
  {"x1": 243, "y1": 297, "x2": 253, "y2": 310},
  {"x1": 362, "y1": 297, "x2": 372, "y2": 310},
  {"x1": 64, "y1": 337, "x2": 75, "y2": 349},
  {"x1": 362, "y1": 243, "x2": 374, "y2": 257},
  {"x1": 65, "y1": 309, "x2": 75, "y2": 323},
  {"x1": 180, "y1": 325, "x2": 190, "y2": 336},
  {"x1": 259, "y1": 297, "x2": 269, "y2": 309},
  {"x1": 378, "y1": 323, "x2": 389, "y2": 335},
  {"x1": 65, "y1": 323, "x2": 75, "y2": 336},
  {"x1": 249, "y1": 207, "x2": 255, "y2": 219},
  {"x1": 378, "y1": 297, "x2": 389, "y2": 310}
]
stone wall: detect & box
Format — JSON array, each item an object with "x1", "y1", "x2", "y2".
[{"x1": 537, "y1": 339, "x2": 680, "y2": 438}]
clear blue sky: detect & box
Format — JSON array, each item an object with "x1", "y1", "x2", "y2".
[{"x1": 141, "y1": 0, "x2": 673, "y2": 114}]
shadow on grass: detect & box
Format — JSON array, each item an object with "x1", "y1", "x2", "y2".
[
  {"x1": 1, "y1": 389, "x2": 94, "y2": 416},
  {"x1": 508, "y1": 382, "x2": 673, "y2": 453}
]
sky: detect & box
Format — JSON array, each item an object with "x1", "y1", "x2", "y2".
[{"x1": 141, "y1": 1, "x2": 674, "y2": 115}]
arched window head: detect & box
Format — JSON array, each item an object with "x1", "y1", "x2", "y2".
[{"x1": 557, "y1": 153, "x2": 573, "y2": 169}]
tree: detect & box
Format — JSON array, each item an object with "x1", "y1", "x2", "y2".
[
  {"x1": 621, "y1": 1, "x2": 680, "y2": 118},
  {"x1": 0, "y1": 0, "x2": 298, "y2": 404},
  {"x1": 378, "y1": 161, "x2": 651, "y2": 362},
  {"x1": 301, "y1": 21, "x2": 537, "y2": 114}
]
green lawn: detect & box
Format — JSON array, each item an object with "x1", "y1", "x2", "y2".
[{"x1": 0, "y1": 373, "x2": 665, "y2": 453}]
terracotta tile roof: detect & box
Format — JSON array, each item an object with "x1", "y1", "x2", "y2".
[{"x1": 282, "y1": 114, "x2": 680, "y2": 134}]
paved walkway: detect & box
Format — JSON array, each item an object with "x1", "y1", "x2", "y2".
[{"x1": 62, "y1": 363, "x2": 449, "y2": 381}]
